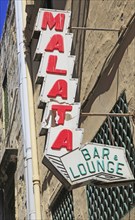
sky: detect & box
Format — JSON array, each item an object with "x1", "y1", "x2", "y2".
[{"x1": 0, "y1": 0, "x2": 9, "y2": 37}]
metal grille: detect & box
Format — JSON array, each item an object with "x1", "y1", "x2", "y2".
[
  {"x1": 51, "y1": 188, "x2": 74, "y2": 220},
  {"x1": 87, "y1": 92, "x2": 135, "y2": 220}
]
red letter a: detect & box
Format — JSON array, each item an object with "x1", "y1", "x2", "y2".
[
  {"x1": 47, "y1": 80, "x2": 67, "y2": 100},
  {"x1": 45, "y1": 34, "x2": 64, "y2": 53},
  {"x1": 51, "y1": 129, "x2": 72, "y2": 151}
]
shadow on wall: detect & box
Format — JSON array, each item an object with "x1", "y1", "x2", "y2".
[
  {"x1": 81, "y1": 13, "x2": 135, "y2": 123},
  {"x1": 50, "y1": 0, "x2": 67, "y2": 10},
  {"x1": 71, "y1": 0, "x2": 91, "y2": 101},
  {"x1": 42, "y1": 171, "x2": 53, "y2": 193}
]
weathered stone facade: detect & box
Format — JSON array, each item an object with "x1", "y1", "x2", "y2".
[
  {"x1": 0, "y1": 0, "x2": 26, "y2": 219},
  {"x1": 0, "y1": 0, "x2": 135, "y2": 219}
]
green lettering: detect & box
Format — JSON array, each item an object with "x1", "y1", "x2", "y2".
[
  {"x1": 97, "y1": 160, "x2": 105, "y2": 172},
  {"x1": 81, "y1": 148, "x2": 91, "y2": 161},
  {"x1": 102, "y1": 148, "x2": 110, "y2": 160},
  {"x1": 78, "y1": 164, "x2": 87, "y2": 176},
  {"x1": 116, "y1": 163, "x2": 124, "y2": 176},
  {"x1": 69, "y1": 167, "x2": 80, "y2": 178},
  {"x1": 86, "y1": 161, "x2": 96, "y2": 173},
  {"x1": 93, "y1": 147, "x2": 100, "y2": 159},
  {"x1": 107, "y1": 161, "x2": 114, "y2": 173}
]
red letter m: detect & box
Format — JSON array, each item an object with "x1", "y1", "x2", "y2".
[{"x1": 41, "y1": 12, "x2": 65, "y2": 31}]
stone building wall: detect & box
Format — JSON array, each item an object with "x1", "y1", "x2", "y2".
[{"x1": 0, "y1": 0, "x2": 26, "y2": 219}]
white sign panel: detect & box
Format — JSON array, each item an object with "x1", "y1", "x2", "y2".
[
  {"x1": 43, "y1": 142, "x2": 135, "y2": 190},
  {"x1": 40, "y1": 102, "x2": 81, "y2": 130},
  {"x1": 61, "y1": 143, "x2": 133, "y2": 183},
  {"x1": 35, "y1": 9, "x2": 71, "y2": 33},
  {"x1": 39, "y1": 76, "x2": 78, "y2": 106},
  {"x1": 45, "y1": 127, "x2": 83, "y2": 157},
  {"x1": 35, "y1": 33, "x2": 73, "y2": 57},
  {"x1": 36, "y1": 53, "x2": 75, "y2": 84}
]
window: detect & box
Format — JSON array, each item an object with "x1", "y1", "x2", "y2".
[
  {"x1": 87, "y1": 92, "x2": 135, "y2": 220},
  {"x1": 2, "y1": 74, "x2": 9, "y2": 134},
  {"x1": 51, "y1": 188, "x2": 74, "y2": 220}
]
